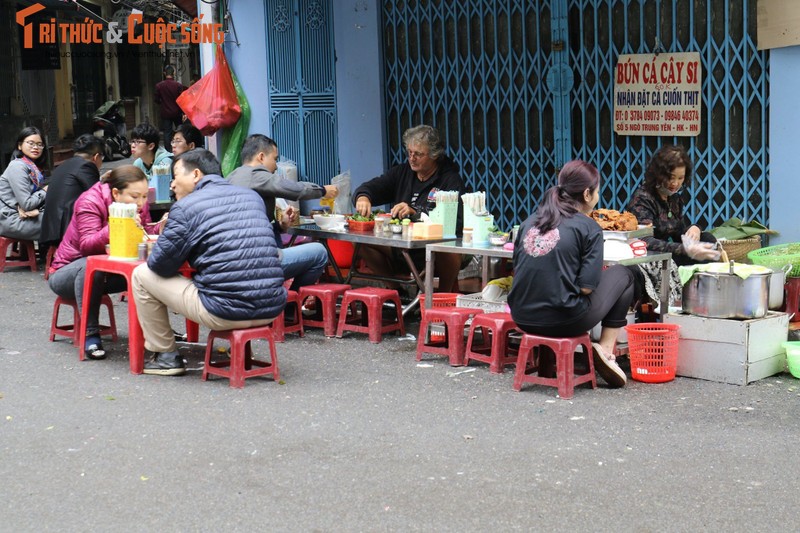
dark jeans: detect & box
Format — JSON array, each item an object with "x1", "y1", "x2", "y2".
[
  {"x1": 161, "y1": 117, "x2": 181, "y2": 147},
  {"x1": 516, "y1": 265, "x2": 635, "y2": 338},
  {"x1": 48, "y1": 256, "x2": 127, "y2": 337}
]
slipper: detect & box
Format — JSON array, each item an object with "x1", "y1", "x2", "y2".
[
  {"x1": 592, "y1": 342, "x2": 626, "y2": 388},
  {"x1": 85, "y1": 343, "x2": 107, "y2": 360}
]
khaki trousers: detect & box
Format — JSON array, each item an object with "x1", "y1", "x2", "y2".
[{"x1": 131, "y1": 264, "x2": 274, "y2": 353}]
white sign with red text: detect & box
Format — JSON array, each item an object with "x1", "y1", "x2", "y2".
[{"x1": 613, "y1": 52, "x2": 702, "y2": 137}]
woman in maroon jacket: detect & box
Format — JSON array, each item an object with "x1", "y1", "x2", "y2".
[{"x1": 48, "y1": 165, "x2": 157, "y2": 360}]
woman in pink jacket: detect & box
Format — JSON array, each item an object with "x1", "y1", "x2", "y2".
[{"x1": 48, "y1": 165, "x2": 157, "y2": 360}]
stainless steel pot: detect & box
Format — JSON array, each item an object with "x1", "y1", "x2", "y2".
[
  {"x1": 682, "y1": 261, "x2": 771, "y2": 319},
  {"x1": 768, "y1": 265, "x2": 792, "y2": 310}
]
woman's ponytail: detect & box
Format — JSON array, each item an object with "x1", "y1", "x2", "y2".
[{"x1": 532, "y1": 160, "x2": 600, "y2": 233}]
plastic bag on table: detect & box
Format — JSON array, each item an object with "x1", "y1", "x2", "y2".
[
  {"x1": 276, "y1": 160, "x2": 300, "y2": 210},
  {"x1": 331, "y1": 170, "x2": 351, "y2": 215}
]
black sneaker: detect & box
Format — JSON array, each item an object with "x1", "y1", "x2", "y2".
[{"x1": 143, "y1": 351, "x2": 186, "y2": 376}]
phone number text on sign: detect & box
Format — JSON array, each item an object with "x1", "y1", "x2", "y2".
[{"x1": 613, "y1": 52, "x2": 702, "y2": 137}]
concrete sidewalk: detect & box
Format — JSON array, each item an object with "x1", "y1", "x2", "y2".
[{"x1": 1, "y1": 266, "x2": 799, "y2": 532}]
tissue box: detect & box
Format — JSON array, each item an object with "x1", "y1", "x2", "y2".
[{"x1": 412, "y1": 223, "x2": 443, "y2": 239}]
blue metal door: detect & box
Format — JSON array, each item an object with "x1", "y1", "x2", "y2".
[
  {"x1": 265, "y1": 0, "x2": 339, "y2": 184},
  {"x1": 382, "y1": 0, "x2": 768, "y2": 230}
]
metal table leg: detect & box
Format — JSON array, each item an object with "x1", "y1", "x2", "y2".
[{"x1": 660, "y1": 257, "x2": 670, "y2": 319}]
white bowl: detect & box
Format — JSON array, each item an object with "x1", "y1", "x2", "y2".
[
  {"x1": 603, "y1": 239, "x2": 634, "y2": 261},
  {"x1": 313, "y1": 214, "x2": 346, "y2": 230}
]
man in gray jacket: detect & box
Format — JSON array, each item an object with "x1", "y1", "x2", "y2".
[
  {"x1": 132, "y1": 149, "x2": 286, "y2": 376},
  {"x1": 227, "y1": 134, "x2": 336, "y2": 291}
]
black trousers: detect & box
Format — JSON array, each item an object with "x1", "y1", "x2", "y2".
[{"x1": 516, "y1": 265, "x2": 635, "y2": 338}]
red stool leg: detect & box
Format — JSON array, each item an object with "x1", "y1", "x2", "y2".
[
  {"x1": 367, "y1": 295, "x2": 383, "y2": 343},
  {"x1": 272, "y1": 311, "x2": 287, "y2": 342},
  {"x1": 335, "y1": 293, "x2": 354, "y2": 339},
  {"x1": 445, "y1": 314, "x2": 467, "y2": 366},
  {"x1": 44, "y1": 245, "x2": 57, "y2": 280},
  {"x1": 229, "y1": 334, "x2": 246, "y2": 389},
  {"x1": 513, "y1": 336, "x2": 535, "y2": 391}
]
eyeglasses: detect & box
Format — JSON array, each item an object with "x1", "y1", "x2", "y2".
[
  {"x1": 170, "y1": 138, "x2": 185, "y2": 145},
  {"x1": 24, "y1": 141, "x2": 45, "y2": 149},
  {"x1": 130, "y1": 139, "x2": 147, "y2": 145},
  {"x1": 406, "y1": 150, "x2": 429, "y2": 160}
]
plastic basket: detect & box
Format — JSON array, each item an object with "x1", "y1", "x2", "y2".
[
  {"x1": 456, "y1": 292, "x2": 508, "y2": 313},
  {"x1": 748, "y1": 242, "x2": 800, "y2": 277},
  {"x1": 719, "y1": 236, "x2": 761, "y2": 264},
  {"x1": 419, "y1": 292, "x2": 460, "y2": 342},
  {"x1": 623, "y1": 323, "x2": 680, "y2": 383},
  {"x1": 782, "y1": 341, "x2": 800, "y2": 378}
]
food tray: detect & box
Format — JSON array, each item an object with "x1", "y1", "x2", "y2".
[
  {"x1": 456, "y1": 292, "x2": 508, "y2": 313},
  {"x1": 748, "y1": 242, "x2": 800, "y2": 277},
  {"x1": 602, "y1": 226, "x2": 653, "y2": 240}
]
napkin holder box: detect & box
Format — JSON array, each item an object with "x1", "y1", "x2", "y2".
[
  {"x1": 412, "y1": 222, "x2": 443, "y2": 239},
  {"x1": 463, "y1": 205, "x2": 494, "y2": 245},
  {"x1": 149, "y1": 166, "x2": 172, "y2": 203},
  {"x1": 428, "y1": 201, "x2": 458, "y2": 238},
  {"x1": 108, "y1": 217, "x2": 142, "y2": 260}
]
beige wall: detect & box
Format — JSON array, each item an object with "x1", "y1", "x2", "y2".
[{"x1": 758, "y1": 0, "x2": 800, "y2": 49}]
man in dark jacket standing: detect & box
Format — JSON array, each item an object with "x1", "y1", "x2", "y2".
[
  {"x1": 132, "y1": 149, "x2": 286, "y2": 376},
  {"x1": 154, "y1": 65, "x2": 186, "y2": 146},
  {"x1": 40, "y1": 134, "x2": 104, "y2": 249}
]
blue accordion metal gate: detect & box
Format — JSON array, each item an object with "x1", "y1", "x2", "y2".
[
  {"x1": 265, "y1": 0, "x2": 339, "y2": 184},
  {"x1": 382, "y1": 0, "x2": 768, "y2": 231}
]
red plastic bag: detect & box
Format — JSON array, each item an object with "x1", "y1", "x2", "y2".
[{"x1": 177, "y1": 44, "x2": 241, "y2": 136}]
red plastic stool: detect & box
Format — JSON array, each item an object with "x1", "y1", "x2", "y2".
[
  {"x1": 783, "y1": 277, "x2": 800, "y2": 323},
  {"x1": 271, "y1": 289, "x2": 304, "y2": 342},
  {"x1": 0, "y1": 236, "x2": 38, "y2": 273},
  {"x1": 513, "y1": 332, "x2": 596, "y2": 399},
  {"x1": 299, "y1": 283, "x2": 352, "y2": 337},
  {"x1": 417, "y1": 307, "x2": 484, "y2": 366},
  {"x1": 49, "y1": 294, "x2": 118, "y2": 345},
  {"x1": 202, "y1": 325, "x2": 280, "y2": 388},
  {"x1": 44, "y1": 245, "x2": 57, "y2": 280},
  {"x1": 336, "y1": 287, "x2": 405, "y2": 343},
  {"x1": 464, "y1": 312, "x2": 520, "y2": 373}
]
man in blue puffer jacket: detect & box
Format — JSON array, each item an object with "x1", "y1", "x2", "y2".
[{"x1": 132, "y1": 149, "x2": 286, "y2": 376}]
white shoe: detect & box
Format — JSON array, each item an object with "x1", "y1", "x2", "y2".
[{"x1": 592, "y1": 342, "x2": 626, "y2": 388}]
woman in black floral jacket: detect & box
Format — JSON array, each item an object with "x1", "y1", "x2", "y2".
[
  {"x1": 627, "y1": 145, "x2": 718, "y2": 310},
  {"x1": 628, "y1": 144, "x2": 718, "y2": 266}
]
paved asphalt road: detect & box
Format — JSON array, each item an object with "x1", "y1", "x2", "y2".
[{"x1": 2, "y1": 196, "x2": 800, "y2": 530}]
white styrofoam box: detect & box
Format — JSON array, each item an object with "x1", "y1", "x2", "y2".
[
  {"x1": 664, "y1": 311, "x2": 789, "y2": 385},
  {"x1": 590, "y1": 311, "x2": 636, "y2": 343}
]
